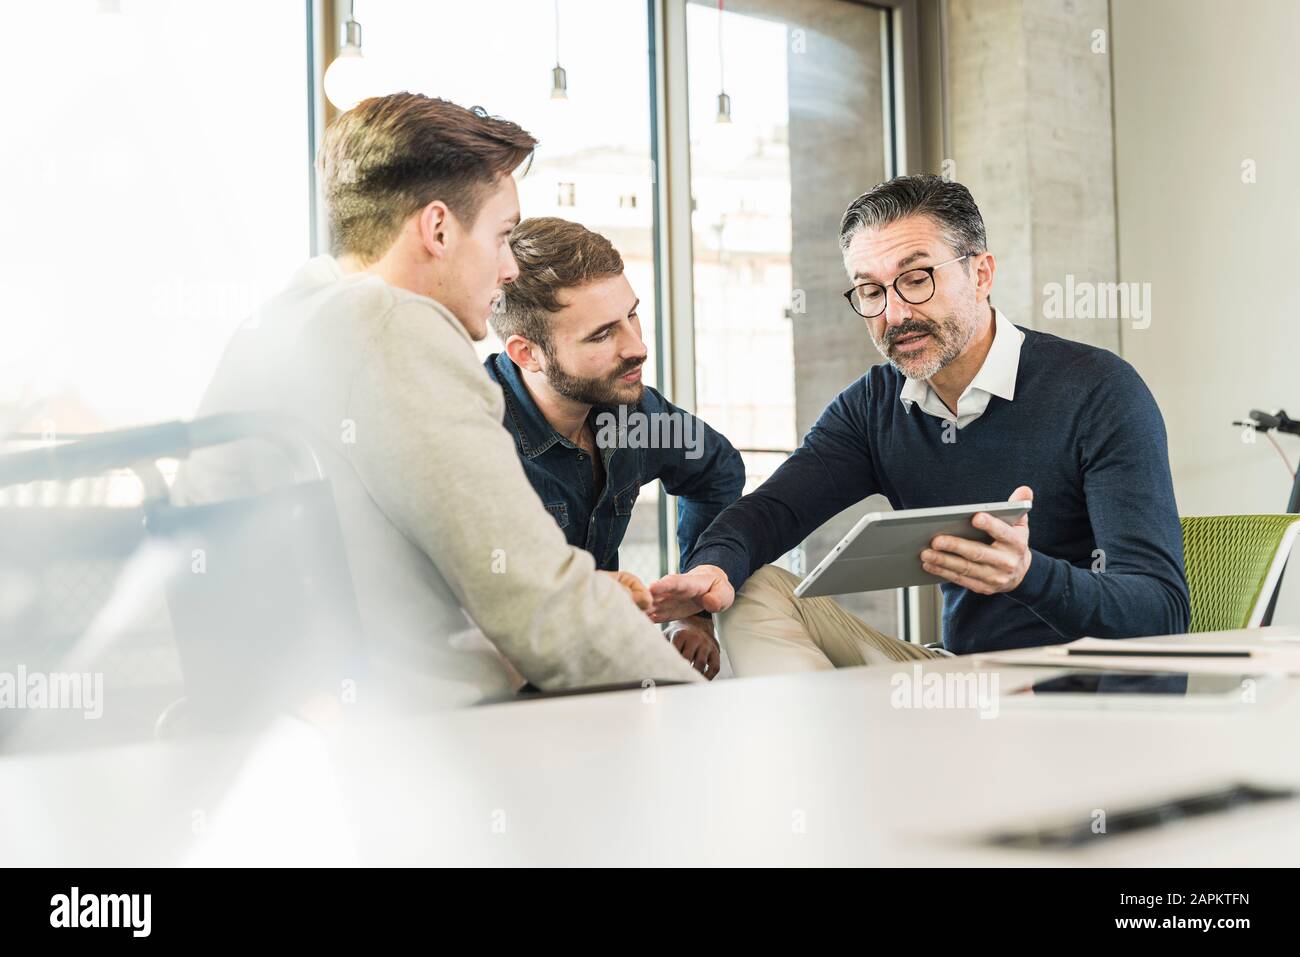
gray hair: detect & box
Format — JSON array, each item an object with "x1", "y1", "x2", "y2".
[{"x1": 839, "y1": 174, "x2": 988, "y2": 257}]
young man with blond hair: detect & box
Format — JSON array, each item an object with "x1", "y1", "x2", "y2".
[{"x1": 176, "y1": 95, "x2": 703, "y2": 708}]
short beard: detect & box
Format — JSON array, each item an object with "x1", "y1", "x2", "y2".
[
  {"x1": 541, "y1": 349, "x2": 645, "y2": 406},
  {"x1": 870, "y1": 312, "x2": 973, "y2": 380}
]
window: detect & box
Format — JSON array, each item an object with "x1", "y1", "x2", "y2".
[
  {"x1": 685, "y1": 0, "x2": 895, "y2": 626},
  {"x1": 0, "y1": 1, "x2": 901, "y2": 600},
  {"x1": 0, "y1": 0, "x2": 310, "y2": 441}
]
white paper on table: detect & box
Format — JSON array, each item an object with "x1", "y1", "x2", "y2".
[{"x1": 971, "y1": 626, "x2": 1300, "y2": 675}]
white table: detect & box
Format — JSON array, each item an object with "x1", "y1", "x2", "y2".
[{"x1": 6, "y1": 628, "x2": 1300, "y2": 866}]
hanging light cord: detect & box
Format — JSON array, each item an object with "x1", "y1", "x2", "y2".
[
  {"x1": 717, "y1": 0, "x2": 726, "y2": 93},
  {"x1": 555, "y1": 0, "x2": 562, "y2": 67}
]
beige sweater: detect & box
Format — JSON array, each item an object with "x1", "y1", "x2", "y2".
[{"x1": 174, "y1": 257, "x2": 702, "y2": 709}]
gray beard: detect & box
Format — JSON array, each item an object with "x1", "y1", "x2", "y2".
[{"x1": 872, "y1": 314, "x2": 973, "y2": 380}]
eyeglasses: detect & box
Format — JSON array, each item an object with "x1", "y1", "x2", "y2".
[{"x1": 842, "y1": 254, "x2": 971, "y2": 319}]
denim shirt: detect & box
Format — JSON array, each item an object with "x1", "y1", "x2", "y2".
[{"x1": 485, "y1": 352, "x2": 746, "y2": 572}]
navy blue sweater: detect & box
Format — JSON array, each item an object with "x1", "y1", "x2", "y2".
[{"x1": 686, "y1": 328, "x2": 1190, "y2": 653}]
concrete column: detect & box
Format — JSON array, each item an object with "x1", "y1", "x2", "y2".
[{"x1": 947, "y1": 0, "x2": 1119, "y2": 350}]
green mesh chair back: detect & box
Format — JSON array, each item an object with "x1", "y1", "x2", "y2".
[{"x1": 1181, "y1": 515, "x2": 1300, "y2": 632}]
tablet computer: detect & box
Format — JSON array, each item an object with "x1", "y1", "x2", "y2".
[
  {"x1": 793, "y1": 499, "x2": 1031, "y2": 598},
  {"x1": 999, "y1": 669, "x2": 1281, "y2": 711}
]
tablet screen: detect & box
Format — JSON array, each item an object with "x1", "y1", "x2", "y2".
[{"x1": 1008, "y1": 670, "x2": 1255, "y2": 697}]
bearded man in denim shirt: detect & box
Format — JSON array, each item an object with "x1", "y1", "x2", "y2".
[{"x1": 486, "y1": 217, "x2": 745, "y2": 678}]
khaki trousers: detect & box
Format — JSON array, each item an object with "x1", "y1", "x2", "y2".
[{"x1": 717, "y1": 565, "x2": 945, "y2": 675}]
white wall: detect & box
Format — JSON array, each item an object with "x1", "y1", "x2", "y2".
[{"x1": 1112, "y1": 0, "x2": 1300, "y2": 623}]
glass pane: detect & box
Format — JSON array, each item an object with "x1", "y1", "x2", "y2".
[
  {"x1": 362, "y1": 0, "x2": 663, "y2": 583},
  {"x1": 685, "y1": 0, "x2": 894, "y2": 628},
  {"x1": 0, "y1": 0, "x2": 309, "y2": 444},
  {"x1": 687, "y1": 2, "x2": 797, "y2": 455},
  {"x1": 0, "y1": 0, "x2": 309, "y2": 740}
]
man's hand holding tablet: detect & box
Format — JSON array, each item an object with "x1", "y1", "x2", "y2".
[
  {"x1": 921, "y1": 485, "x2": 1034, "y2": 595},
  {"x1": 652, "y1": 486, "x2": 1036, "y2": 616}
]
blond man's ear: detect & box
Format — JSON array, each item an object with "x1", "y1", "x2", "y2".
[{"x1": 416, "y1": 199, "x2": 452, "y2": 259}]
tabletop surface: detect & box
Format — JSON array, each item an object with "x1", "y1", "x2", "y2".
[{"x1": 5, "y1": 627, "x2": 1300, "y2": 866}]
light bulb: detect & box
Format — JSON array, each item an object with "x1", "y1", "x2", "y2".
[
  {"x1": 323, "y1": 18, "x2": 373, "y2": 112},
  {"x1": 716, "y1": 91, "x2": 732, "y2": 123},
  {"x1": 551, "y1": 64, "x2": 568, "y2": 100}
]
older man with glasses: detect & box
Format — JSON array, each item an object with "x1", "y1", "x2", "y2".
[{"x1": 649, "y1": 174, "x2": 1189, "y2": 674}]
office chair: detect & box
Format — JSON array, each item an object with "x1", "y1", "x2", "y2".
[
  {"x1": 0, "y1": 413, "x2": 365, "y2": 738},
  {"x1": 0, "y1": 433, "x2": 172, "y2": 750},
  {"x1": 1180, "y1": 514, "x2": 1300, "y2": 632}
]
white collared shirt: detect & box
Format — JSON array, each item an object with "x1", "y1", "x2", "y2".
[{"x1": 899, "y1": 307, "x2": 1024, "y2": 428}]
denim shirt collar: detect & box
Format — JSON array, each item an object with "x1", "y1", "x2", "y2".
[{"x1": 490, "y1": 352, "x2": 623, "y2": 461}]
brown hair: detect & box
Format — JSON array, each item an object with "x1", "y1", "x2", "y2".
[
  {"x1": 318, "y1": 93, "x2": 537, "y2": 263},
  {"x1": 492, "y1": 217, "x2": 624, "y2": 351}
]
